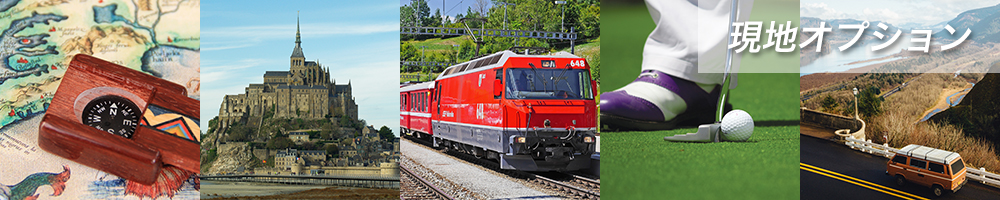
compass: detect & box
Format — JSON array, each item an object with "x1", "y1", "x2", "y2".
[{"x1": 82, "y1": 95, "x2": 141, "y2": 138}]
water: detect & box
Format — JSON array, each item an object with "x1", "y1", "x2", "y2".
[
  {"x1": 800, "y1": 34, "x2": 930, "y2": 76},
  {"x1": 920, "y1": 83, "x2": 974, "y2": 122},
  {"x1": 200, "y1": 180, "x2": 330, "y2": 198}
]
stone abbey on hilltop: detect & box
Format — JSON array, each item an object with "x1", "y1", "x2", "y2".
[{"x1": 217, "y1": 17, "x2": 358, "y2": 127}]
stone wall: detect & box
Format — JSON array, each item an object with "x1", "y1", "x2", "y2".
[{"x1": 800, "y1": 108, "x2": 861, "y2": 132}]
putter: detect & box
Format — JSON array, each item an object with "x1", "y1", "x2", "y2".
[{"x1": 665, "y1": 0, "x2": 739, "y2": 142}]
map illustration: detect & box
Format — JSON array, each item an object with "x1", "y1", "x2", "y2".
[{"x1": 0, "y1": 0, "x2": 199, "y2": 199}]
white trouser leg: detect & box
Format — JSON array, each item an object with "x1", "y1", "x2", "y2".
[{"x1": 641, "y1": 0, "x2": 754, "y2": 86}]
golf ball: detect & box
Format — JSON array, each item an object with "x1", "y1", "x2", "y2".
[{"x1": 720, "y1": 109, "x2": 754, "y2": 142}]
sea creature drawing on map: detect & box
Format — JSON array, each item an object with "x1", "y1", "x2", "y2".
[{"x1": 0, "y1": 166, "x2": 71, "y2": 200}]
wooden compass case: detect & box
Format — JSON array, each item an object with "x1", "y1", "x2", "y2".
[{"x1": 38, "y1": 54, "x2": 199, "y2": 185}]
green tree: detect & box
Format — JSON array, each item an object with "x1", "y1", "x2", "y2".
[
  {"x1": 858, "y1": 86, "x2": 884, "y2": 117},
  {"x1": 226, "y1": 124, "x2": 253, "y2": 142},
  {"x1": 458, "y1": 39, "x2": 477, "y2": 60},
  {"x1": 266, "y1": 137, "x2": 294, "y2": 149},
  {"x1": 340, "y1": 115, "x2": 352, "y2": 128},
  {"x1": 326, "y1": 145, "x2": 340, "y2": 157},
  {"x1": 427, "y1": 9, "x2": 443, "y2": 27},
  {"x1": 208, "y1": 117, "x2": 219, "y2": 133},
  {"x1": 401, "y1": 42, "x2": 419, "y2": 62},
  {"x1": 576, "y1": 3, "x2": 600, "y2": 39},
  {"x1": 378, "y1": 126, "x2": 394, "y2": 140},
  {"x1": 821, "y1": 95, "x2": 838, "y2": 112},
  {"x1": 202, "y1": 147, "x2": 218, "y2": 164},
  {"x1": 400, "y1": 4, "x2": 416, "y2": 27}
]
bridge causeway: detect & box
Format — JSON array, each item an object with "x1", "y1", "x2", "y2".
[{"x1": 201, "y1": 174, "x2": 400, "y2": 189}]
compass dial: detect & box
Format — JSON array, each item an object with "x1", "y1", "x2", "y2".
[{"x1": 82, "y1": 95, "x2": 141, "y2": 138}]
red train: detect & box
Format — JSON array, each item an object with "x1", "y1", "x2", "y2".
[{"x1": 401, "y1": 50, "x2": 597, "y2": 171}]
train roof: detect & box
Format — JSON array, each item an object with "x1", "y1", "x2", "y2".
[
  {"x1": 400, "y1": 81, "x2": 434, "y2": 92},
  {"x1": 436, "y1": 50, "x2": 581, "y2": 80},
  {"x1": 898, "y1": 144, "x2": 962, "y2": 164}
]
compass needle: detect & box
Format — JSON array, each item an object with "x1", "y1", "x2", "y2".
[{"x1": 83, "y1": 96, "x2": 140, "y2": 138}]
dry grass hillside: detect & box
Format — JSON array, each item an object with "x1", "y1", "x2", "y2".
[{"x1": 868, "y1": 73, "x2": 1000, "y2": 172}]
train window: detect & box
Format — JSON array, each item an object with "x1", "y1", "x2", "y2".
[
  {"x1": 436, "y1": 84, "x2": 442, "y2": 115},
  {"x1": 462, "y1": 60, "x2": 478, "y2": 71},
  {"x1": 579, "y1": 70, "x2": 594, "y2": 99},
  {"x1": 495, "y1": 69, "x2": 503, "y2": 99},
  {"x1": 505, "y1": 68, "x2": 594, "y2": 100}
]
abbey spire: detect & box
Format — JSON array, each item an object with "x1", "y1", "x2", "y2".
[{"x1": 290, "y1": 11, "x2": 304, "y2": 58}]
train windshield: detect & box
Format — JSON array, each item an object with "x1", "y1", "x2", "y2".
[{"x1": 506, "y1": 68, "x2": 594, "y2": 99}]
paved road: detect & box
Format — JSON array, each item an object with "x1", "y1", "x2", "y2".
[{"x1": 801, "y1": 136, "x2": 1000, "y2": 200}]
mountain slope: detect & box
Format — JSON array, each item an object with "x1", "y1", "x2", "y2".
[
  {"x1": 934, "y1": 3, "x2": 1000, "y2": 44},
  {"x1": 929, "y1": 62, "x2": 1000, "y2": 150}
]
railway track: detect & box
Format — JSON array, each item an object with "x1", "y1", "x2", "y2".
[
  {"x1": 531, "y1": 174, "x2": 600, "y2": 199},
  {"x1": 404, "y1": 135, "x2": 600, "y2": 199},
  {"x1": 568, "y1": 174, "x2": 601, "y2": 194},
  {"x1": 400, "y1": 164, "x2": 454, "y2": 200}
]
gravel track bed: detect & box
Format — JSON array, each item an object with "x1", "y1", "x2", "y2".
[
  {"x1": 401, "y1": 160, "x2": 457, "y2": 199},
  {"x1": 402, "y1": 139, "x2": 562, "y2": 199},
  {"x1": 568, "y1": 175, "x2": 600, "y2": 194}
]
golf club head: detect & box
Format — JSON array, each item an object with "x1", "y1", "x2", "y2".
[{"x1": 664, "y1": 123, "x2": 721, "y2": 143}]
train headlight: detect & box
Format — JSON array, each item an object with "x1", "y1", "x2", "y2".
[
  {"x1": 515, "y1": 136, "x2": 527, "y2": 144},
  {"x1": 583, "y1": 136, "x2": 594, "y2": 143}
]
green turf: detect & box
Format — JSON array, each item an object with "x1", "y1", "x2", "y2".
[
  {"x1": 601, "y1": 73, "x2": 801, "y2": 200},
  {"x1": 404, "y1": 36, "x2": 467, "y2": 52},
  {"x1": 601, "y1": 2, "x2": 801, "y2": 199}
]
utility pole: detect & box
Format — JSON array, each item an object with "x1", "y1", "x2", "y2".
[
  {"x1": 414, "y1": 0, "x2": 421, "y2": 26},
  {"x1": 497, "y1": 2, "x2": 515, "y2": 30},
  {"x1": 420, "y1": 46, "x2": 427, "y2": 81},
  {"x1": 554, "y1": 1, "x2": 566, "y2": 32}
]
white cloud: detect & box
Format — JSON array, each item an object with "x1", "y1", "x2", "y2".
[
  {"x1": 200, "y1": 58, "x2": 267, "y2": 84},
  {"x1": 203, "y1": 23, "x2": 398, "y2": 39},
  {"x1": 800, "y1": 3, "x2": 860, "y2": 20},
  {"x1": 861, "y1": 8, "x2": 901, "y2": 23},
  {"x1": 201, "y1": 23, "x2": 398, "y2": 51},
  {"x1": 801, "y1": 0, "x2": 1000, "y2": 26}
]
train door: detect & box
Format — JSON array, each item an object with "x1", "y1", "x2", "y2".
[
  {"x1": 435, "y1": 82, "x2": 441, "y2": 120},
  {"x1": 493, "y1": 68, "x2": 504, "y2": 127},
  {"x1": 433, "y1": 81, "x2": 442, "y2": 148},
  {"x1": 401, "y1": 93, "x2": 406, "y2": 134}
]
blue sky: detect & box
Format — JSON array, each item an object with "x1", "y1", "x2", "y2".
[
  {"x1": 801, "y1": 0, "x2": 999, "y2": 26},
  {"x1": 399, "y1": 0, "x2": 492, "y2": 22},
  {"x1": 201, "y1": 1, "x2": 400, "y2": 135}
]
